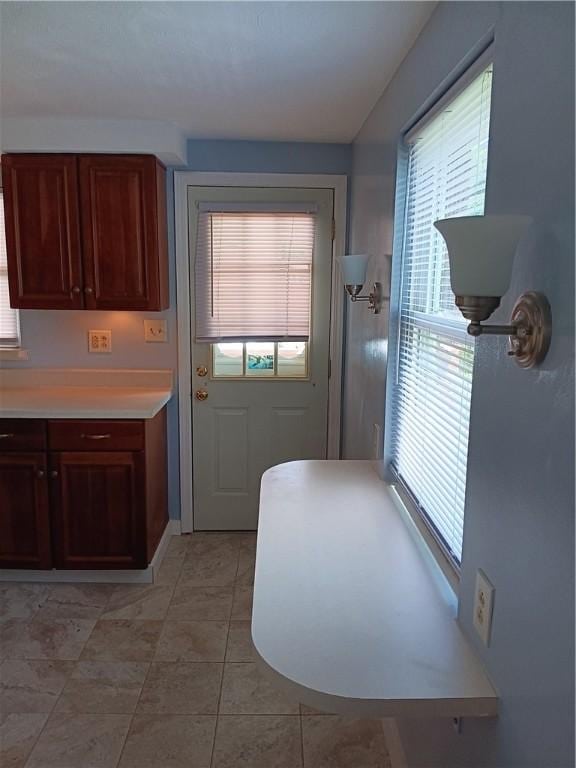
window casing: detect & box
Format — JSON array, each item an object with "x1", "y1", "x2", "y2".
[
  {"x1": 0, "y1": 190, "x2": 20, "y2": 348},
  {"x1": 388, "y1": 61, "x2": 493, "y2": 567}
]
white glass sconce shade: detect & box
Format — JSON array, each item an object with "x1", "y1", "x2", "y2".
[
  {"x1": 434, "y1": 215, "x2": 532, "y2": 297},
  {"x1": 339, "y1": 254, "x2": 370, "y2": 287}
]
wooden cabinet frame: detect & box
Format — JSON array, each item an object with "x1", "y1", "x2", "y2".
[
  {"x1": 1, "y1": 153, "x2": 168, "y2": 311},
  {"x1": 0, "y1": 410, "x2": 168, "y2": 571}
]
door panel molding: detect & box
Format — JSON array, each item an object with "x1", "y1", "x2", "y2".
[
  {"x1": 213, "y1": 408, "x2": 249, "y2": 494},
  {"x1": 174, "y1": 171, "x2": 347, "y2": 532},
  {"x1": 270, "y1": 407, "x2": 309, "y2": 466}
]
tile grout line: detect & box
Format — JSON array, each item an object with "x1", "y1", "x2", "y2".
[
  {"x1": 112, "y1": 656, "x2": 154, "y2": 768},
  {"x1": 5, "y1": 534, "x2": 255, "y2": 768},
  {"x1": 21, "y1": 712, "x2": 50, "y2": 768},
  {"x1": 299, "y1": 709, "x2": 306, "y2": 768},
  {"x1": 209, "y1": 541, "x2": 241, "y2": 767},
  {"x1": 21, "y1": 586, "x2": 112, "y2": 768},
  {"x1": 110, "y1": 563, "x2": 177, "y2": 768}
]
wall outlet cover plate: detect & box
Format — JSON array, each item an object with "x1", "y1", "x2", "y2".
[
  {"x1": 88, "y1": 330, "x2": 112, "y2": 354},
  {"x1": 144, "y1": 319, "x2": 167, "y2": 343},
  {"x1": 473, "y1": 569, "x2": 495, "y2": 646}
]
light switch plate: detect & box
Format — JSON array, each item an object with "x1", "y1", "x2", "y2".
[
  {"x1": 144, "y1": 319, "x2": 167, "y2": 343},
  {"x1": 88, "y1": 330, "x2": 112, "y2": 354},
  {"x1": 473, "y1": 569, "x2": 495, "y2": 646}
]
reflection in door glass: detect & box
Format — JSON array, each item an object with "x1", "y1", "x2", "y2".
[
  {"x1": 246, "y1": 342, "x2": 275, "y2": 376},
  {"x1": 212, "y1": 342, "x2": 308, "y2": 378},
  {"x1": 277, "y1": 342, "x2": 307, "y2": 377},
  {"x1": 213, "y1": 343, "x2": 244, "y2": 377}
]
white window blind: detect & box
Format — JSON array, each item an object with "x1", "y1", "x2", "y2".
[
  {"x1": 194, "y1": 208, "x2": 316, "y2": 342},
  {"x1": 390, "y1": 62, "x2": 493, "y2": 565},
  {"x1": 0, "y1": 190, "x2": 20, "y2": 348}
]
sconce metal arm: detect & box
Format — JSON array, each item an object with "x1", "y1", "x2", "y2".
[
  {"x1": 459, "y1": 291, "x2": 551, "y2": 369},
  {"x1": 345, "y1": 282, "x2": 384, "y2": 314},
  {"x1": 467, "y1": 322, "x2": 527, "y2": 337}
]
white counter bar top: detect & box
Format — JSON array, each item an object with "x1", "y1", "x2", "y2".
[
  {"x1": 252, "y1": 460, "x2": 498, "y2": 718},
  {"x1": 0, "y1": 369, "x2": 173, "y2": 419}
]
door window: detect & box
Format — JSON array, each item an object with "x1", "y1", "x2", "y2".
[{"x1": 212, "y1": 341, "x2": 308, "y2": 379}]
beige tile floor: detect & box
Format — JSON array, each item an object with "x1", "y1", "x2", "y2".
[{"x1": 0, "y1": 533, "x2": 392, "y2": 768}]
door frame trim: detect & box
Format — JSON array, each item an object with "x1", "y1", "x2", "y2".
[{"x1": 174, "y1": 171, "x2": 347, "y2": 533}]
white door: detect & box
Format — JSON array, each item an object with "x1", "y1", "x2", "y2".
[{"x1": 188, "y1": 186, "x2": 334, "y2": 530}]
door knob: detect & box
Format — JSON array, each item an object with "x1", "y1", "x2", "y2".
[
  {"x1": 196, "y1": 365, "x2": 208, "y2": 377},
  {"x1": 195, "y1": 389, "x2": 209, "y2": 401}
]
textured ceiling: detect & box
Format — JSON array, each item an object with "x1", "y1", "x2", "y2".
[{"x1": 0, "y1": 1, "x2": 435, "y2": 143}]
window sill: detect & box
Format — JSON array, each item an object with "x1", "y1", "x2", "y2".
[
  {"x1": 388, "y1": 481, "x2": 460, "y2": 596},
  {"x1": 0, "y1": 348, "x2": 29, "y2": 361}
]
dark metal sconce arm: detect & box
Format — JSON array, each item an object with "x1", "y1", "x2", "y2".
[
  {"x1": 467, "y1": 322, "x2": 525, "y2": 337},
  {"x1": 457, "y1": 291, "x2": 551, "y2": 369},
  {"x1": 345, "y1": 282, "x2": 384, "y2": 314}
]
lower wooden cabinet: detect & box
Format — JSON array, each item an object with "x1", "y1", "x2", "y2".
[
  {"x1": 0, "y1": 411, "x2": 168, "y2": 570},
  {"x1": 50, "y1": 451, "x2": 146, "y2": 569},
  {"x1": 0, "y1": 452, "x2": 52, "y2": 569}
]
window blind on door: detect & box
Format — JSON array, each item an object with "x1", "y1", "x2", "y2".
[
  {"x1": 0, "y1": 191, "x2": 20, "y2": 348},
  {"x1": 194, "y1": 209, "x2": 316, "y2": 343},
  {"x1": 390, "y1": 62, "x2": 493, "y2": 565}
]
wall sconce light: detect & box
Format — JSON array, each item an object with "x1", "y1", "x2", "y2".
[
  {"x1": 339, "y1": 254, "x2": 383, "y2": 314},
  {"x1": 434, "y1": 215, "x2": 552, "y2": 368}
]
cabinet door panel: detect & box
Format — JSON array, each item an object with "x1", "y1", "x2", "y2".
[
  {"x1": 0, "y1": 452, "x2": 51, "y2": 569},
  {"x1": 1, "y1": 154, "x2": 83, "y2": 309},
  {"x1": 79, "y1": 155, "x2": 167, "y2": 310},
  {"x1": 51, "y1": 452, "x2": 145, "y2": 569}
]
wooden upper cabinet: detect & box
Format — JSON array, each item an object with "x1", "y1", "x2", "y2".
[
  {"x1": 1, "y1": 153, "x2": 168, "y2": 311},
  {"x1": 1, "y1": 154, "x2": 83, "y2": 309},
  {"x1": 78, "y1": 155, "x2": 168, "y2": 310}
]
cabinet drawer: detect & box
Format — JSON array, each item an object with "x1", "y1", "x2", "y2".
[
  {"x1": 48, "y1": 421, "x2": 144, "y2": 451},
  {"x1": 0, "y1": 420, "x2": 47, "y2": 451}
]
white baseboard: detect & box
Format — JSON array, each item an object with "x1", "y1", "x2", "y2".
[
  {"x1": 0, "y1": 519, "x2": 182, "y2": 584},
  {"x1": 382, "y1": 719, "x2": 408, "y2": 768},
  {"x1": 150, "y1": 519, "x2": 181, "y2": 578}
]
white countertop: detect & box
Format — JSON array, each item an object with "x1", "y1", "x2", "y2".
[
  {"x1": 0, "y1": 369, "x2": 173, "y2": 419},
  {"x1": 252, "y1": 460, "x2": 498, "y2": 718}
]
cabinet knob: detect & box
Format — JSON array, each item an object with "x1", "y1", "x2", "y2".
[
  {"x1": 84, "y1": 286, "x2": 94, "y2": 295},
  {"x1": 37, "y1": 470, "x2": 45, "y2": 479},
  {"x1": 71, "y1": 286, "x2": 81, "y2": 295},
  {"x1": 50, "y1": 470, "x2": 59, "y2": 478}
]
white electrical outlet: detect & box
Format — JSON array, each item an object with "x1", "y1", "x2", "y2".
[
  {"x1": 88, "y1": 330, "x2": 112, "y2": 354},
  {"x1": 473, "y1": 569, "x2": 495, "y2": 646},
  {"x1": 144, "y1": 319, "x2": 167, "y2": 343}
]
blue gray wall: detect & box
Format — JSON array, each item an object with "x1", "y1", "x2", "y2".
[
  {"x1": 4, "y1": 140, "x2": 352, "y2": 520},
  {"x1": 346, "y1": 2, "x2": 574, "y2": 766}
]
